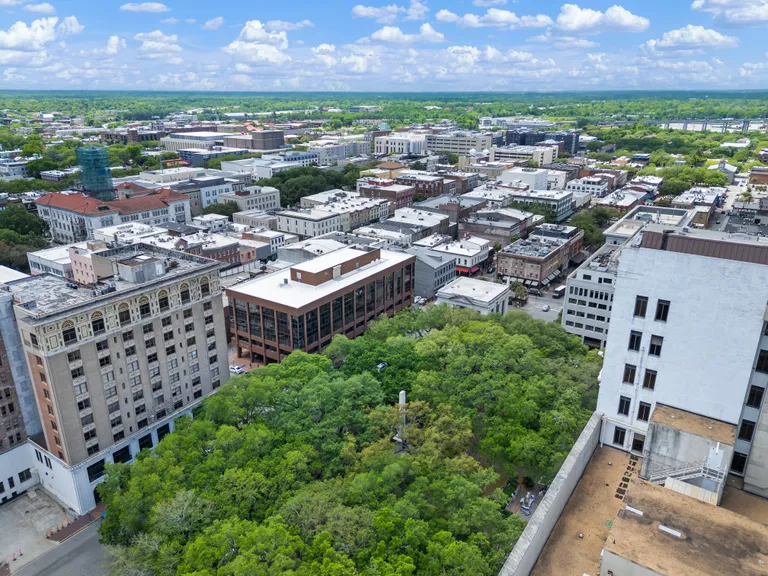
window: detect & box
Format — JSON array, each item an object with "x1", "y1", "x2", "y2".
[
  {"x1": 96, "y1": 340, "x2": 109, "y2": 352},
  {"x1": 104, "y1": 385, "x2": 117, "y2": 398},
  {"x1": 62, "y1": 327, "x2": 77, "y2": 345},
  {"x1": 92, "y1": 317, "x2": 105, "y2": 335},
  {"x1": 122, "y1": 330, "x2": 133, "y2": 342},
  {"x1": 655, "y1": 300, "x2": 670, "y2": 322},
  {"x1": 30, "y1": 334, "x2": 38, "y2": 346},
  {"x1": 137, "y1": 418, "x2": 148, "y2": 429},
  {"x1": 187, "y1": 337, "x2": 196, "y2": 347},
  {"x1": 112, "y1": 446, "x2": 131, "y2": 464},
  {"x1": 739, "y1": 419, "x2": 756, "y2": 442},
  {"x1": 77, "y1": 398, "x2": 91, "y2": 411},
  {"x1": 47, "y1": 405, "x2": 54, "y2": 415},
  {"x1": 87, "y1": 460, "x2": 105, "y2": 482},
  {"x1": 168, "y1": 359, "x2": 179, "y2": 371},
  {"x1": 628, "y1": 331, "x2": 642, "y2": 352},
  {"x1": 140, "y1": 301, "x2": 151, "y2": 318},
  {"x1": 145, "y1": 338, "x2": 156, "y2": 348},
  {"x1": 87, "y1": 444, "x2": 100, "y2": 456},
  {"x1": 147, "y1": 353, "x2": 158, "y2": 363},
  {"x1": 118, "y1": 309, "x2": 131, "y2": 326},
  {"x1": 649, "y1": 335, "x2": 663, "y2": 356},
  {"x1": 125, "y1": 346, "x2": 136, "y2": 357},
  {"x1": 67, "y1": 350, "x2": 81, "y2": 363},
  {"x1": 18, "y1": 468, "x2": 31, "y2": 483},
  {"x1": 158, "y1": 295, "x2": 169, "y2": 312},
  {"x1": 99, "y1": 355, "x2": 111, "y2": 368},
  {"x1": 613, "y1": 426, "x2": 626, "y2": 446},
  {"x1": 81, "y1": 413, "x2": 94, "y2": 426},
  {"x1": 135, "y1": 404, "x2": 146, "y2": 416},
  {"x1": 102, "y1": 371, "x2": 114, "y2": 385},
  {"x1": 747, "y1": 386, "x2": 765, "y2": 409},
  {"x1": 756, "y1": 350, "x2": 768, "y2": 373},
  {"x1": 71, "y1": 366, "x2": 84, "y2": 379},
  {"x1": 162, "y1": 316, "x2": 172, "y2": 327},
  {"x1": 731, "y1": 452, "x2": 747, "y2": 474},
  {"x1": 618, "y1": 396, "x2": 631, "y2": 416},
  {"x1": 133, "y1": 390, "x2": 144, "y2": 402},
  {"x1": 637, "y1": 402, "x2": 651, "y2": 422},
  {"x1": 633, "y1": 296, "x2": 648, "y2": 317},
  {"x1": 164, "y1": 331, "x2": 174, "y2": 342},
  {"x1": 84, "y1": 429, "x2": 96, "y2": 441},
  {"x1": 51, "y1": 420, "x2": 57, "y2": 430},
  {"x1": 113, "y1": 431, "x2": 125, "y2": 442},
  {"x1": 108, "y1": 401, "x2": 120, "y2": 414},
  {"x1": 127, "y1": 360, "x2": 139, "y2": 372},
  {"x1": 623, "y1": 364, "x2": 636, "y2": 384},
  {"x1": 166, "y1": 345, "x2": 176, "y2": 356},
  {"x1": 143, "y1": 324, "x2": 153, "y2": 335},
  {"x1": 138, "y1": 434, "x2": 153, "y2": 451},
  {"x1": 643, "y1": 369, "x2": 657, "y2": 390},
  {"x1": 157, "y1": 423, "x2": 171, "y2": 441}
]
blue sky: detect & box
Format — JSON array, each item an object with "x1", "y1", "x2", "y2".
[{"x1": 0, "y1": 0, "x2": 766, "y2": 90}]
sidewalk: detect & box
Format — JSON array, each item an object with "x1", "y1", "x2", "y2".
[{"x1": 48, "y1": 503, "x2": 106, "y2": 543}]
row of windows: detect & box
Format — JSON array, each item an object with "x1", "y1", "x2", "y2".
[
  {"x1": 617, "y1": 396, "x2": 651, "y2": 422},
  {"x1": 622, "y1": 364, "x2": 657, "y2": 389},
  {"x1": 628, "y1": 331, "x2": 663, "y2": 356},
  {"x1": 634, "y1": 295, "x2": 670, "y2": 322}
]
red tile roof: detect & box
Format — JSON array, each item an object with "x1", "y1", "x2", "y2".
[{"x1": 35, "y1": 189, "x2": 189, "y2": 216}]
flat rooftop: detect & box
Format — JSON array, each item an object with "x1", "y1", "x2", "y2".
[
  {"x1": 501, "y1": 235, "x2": 566, "y2": 258},
  {"x1": 9, "y1": 244, "x2": 220, "y2": 320},
  {"x1": 437, "y1": 277, "x2": 507, "y2": 303},
  {"x1": 605, "y1": 480, "x2": 768, "y2": 575},
  {"x1": 227, "y1": 248, "x2": 414, "y2": 310},
  {"x1": 531, "y1": 447, "x2": 631, "y2": 576},
  {"x1": 650, "y1": 403, "x2": 737, "y2": 445}
]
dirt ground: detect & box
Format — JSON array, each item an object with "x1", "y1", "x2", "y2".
[
  {"x1": 721, "y1": 484, "x2": 768, "y2": 525},
  {"x1": 531, "y1": 446, "x2": 631, "y2": 576}
]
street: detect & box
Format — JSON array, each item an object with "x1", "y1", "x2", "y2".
[
  {"x1": 14, "y1": 521, "x2": 107, "y2": 576},
  {"x1": 517, "y1": 290, "x2": 563, "y2": 322}
]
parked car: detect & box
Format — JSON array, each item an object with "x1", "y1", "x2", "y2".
[
  {"x1": 487, "y1": 266, "x2": 496, "y2": 274},
  {"x1": 229, "y1": 365, "x2": 244, "y2": 374},
  {"x1": 528, "y1": 288, "x2": 541, "y2": 296},
  {"x1": 542, "y1": 304, "x2": 550, "y2": 312}
]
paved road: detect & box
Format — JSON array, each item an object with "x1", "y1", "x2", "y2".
[
  {"x1": 14, "y1": 521, "x2": 107, "y2": 576},
  {"x1": 518, "y1": 291, "x2": 563, "y2": 323}
]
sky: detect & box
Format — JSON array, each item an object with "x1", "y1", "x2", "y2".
[{"x1": 0, "y1": 0, "x2": 767, "y2": 91}]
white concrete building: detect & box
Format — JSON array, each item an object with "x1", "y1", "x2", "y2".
[
  {"x1": 500, "y1": 167, "x2": 549, "y2": 190},
  {"x1": 374, "y1": 133, "x2": 425, "y2": 155},
  {"x1": 160, "y1": 131, "x2": 234, "y2": 152},
  {"x1": 221, "y1": 158, "x2": 304, "y2": 181},
  {"x1": 425, "y1": 132, "x2": 493, "y2": 155},
  {"x1": 435, "y1": 277, "x2": 509, "y2": 315},
  {"x1": 596, "y1": 224, "x2": 768, "y2": 496},
  {"x1": 219, "y1": 185, "x2": 281, "y2": 212},
  {"x1": 489, "y1": 145, "x2": 553, "y2": 167},
  {"x1": 277, "y1": 208, "x2": 341, "y2": 238},
  {"x1": 0, "y1": 159, "x2": 28, "y2": 179},
  {"x1": 566, "y1": 176, "x2": 610, "y2": 198},
  {"x1": 426, "y1": 235, "x2": 491, "y2": 273},
  {"x1": 307, "y1": 139, "x2": 370, "y2": 165}
]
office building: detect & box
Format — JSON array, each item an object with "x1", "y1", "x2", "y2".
[
  {"x1": 374, "y1": 133, "x2": 425, "y2": 155},
  {"x1": 170, "y1": 176, "x2": 233, "y2": 214},
  {"x1": 425, "y1": 234, "x2": 491, "y2": 274},
  {"x1": 277, "y1": 208, "x2": 340, "y2": 238},
  {"x1": 458, "y1": 208, "x2": 538, "y2": 247},
  {"x1": 177, "y1": 147, "x2": 249, "y2": 167},
  {"x1": 500, "y1": 167, "x2": 549, "y2": 190},
  {"x1": 218, "y1": 186, "x2": 281, "y2": 213},
  {"x1": 232, "y1": 210, "x2": 278, "y2": 231},
  {"x1": 160, "y1": 132, "x2": 234, "y2": 152},
  {"x1": 76, "y1": 147, "x2": 114, "y2": 201},
  {"x1": 413, "y1": 194, "x2": 487, "y2": 224},
  {"x1": 497, "y1": 224, "x2": 584, "y2": 286},
  {"x1": 243, "y1": 228, "x2": 291, "y2": 255},
  {"x1": 3, "y1": 242, "x2": 228, "y2": 512},
  {"x1": 566, "y1": 176, "x2": 610, "y2": 198},
  {"x1": 395, "y1": 171, "x2": 444, "y2": 199},
  {"x1": 435, "y1": 277, "x2": 509, "y2": 315},
  {"x1": 299, "y1": 190, "x2": 389, "y2": 232},
  {"x1": 357, "y1": 178, "x2": 415, "y2": 211},
  {"x1": 36, "y1": 191, "x2": 192, "y2": 244},
  {"x1": 383, "y1": 208, "x2": 452, "y2": 241},
  {"x1": 489, "y1": 145, "x2": 554, "y2": 167},
  {"x1": 425, "y1": 132, "x2": 493, "y2": 155},
  {"x1": 221, "y1": 157, "x2": 304, "y2": 181},
  {"x1": 227, "y1": 247, "x2": 415, "y2": 363},
  {"x1": 307, "y1": 139, "x2": 370, "y2": 165},
  {"x1": 482, "y1": 187, "x2": 573, "y2": 222},
  {"x1": 223, "y1": 131, "x2": 285, "y2": 151},
  {"x1": 594, "y1": 189, "x2": 647, "y2": 213},
  {"x1": 404, "y1": 246, "x2": 456, "y2": 300},
  {"x1": 0, "y1": 159, "x2": 29, "y2": 179}
]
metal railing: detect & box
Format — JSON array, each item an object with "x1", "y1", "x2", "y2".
[{"x1": 649, "y1": 459, "x2": 726, "y2": 485}]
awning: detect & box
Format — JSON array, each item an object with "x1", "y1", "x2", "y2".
[
  {"x1": 456, "y1": 266, "x2": 470, "y2": 274},
  {"x1": 542, "y1": 278, "x2": 551, "y2": 286},
  {"x1": 470, "y1": 266, "x2": 480, "y2": 273}
]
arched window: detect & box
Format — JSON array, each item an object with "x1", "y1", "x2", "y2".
[
  {"x1": 199, "y1": 277, "x2": 210, "y2": 297},
  {"x1": 179, "y1": 283, "x2": 190, "y2": 305},
  {"x1": 157, "y1": 290, "x2": 170, "y2": 312},
  {"x1": 118, "y1": 302, "x2": 131, "y2": 327},
  {"x1": 62, "y1": 320, "x2": 77, "y2": 345},
  {"x1": 139, "y1": 296, "x2": 151, "y2": 318},
  {"x1": 91, "y1": 311, "x2": 105, "y2": 335}
]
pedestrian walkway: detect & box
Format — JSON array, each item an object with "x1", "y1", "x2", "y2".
[{"x1": 48, "y1": 504, "x2": 106, "y2": 543}]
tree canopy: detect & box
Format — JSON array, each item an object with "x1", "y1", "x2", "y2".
[
  {"x1": 99, "y1": 307, "x2": 601, "y2": 576},
  {"x1": 203, "y1": 201, "x2": 240, "y2": 219}
]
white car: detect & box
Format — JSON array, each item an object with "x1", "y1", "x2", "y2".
[
  {"x1": 229, "y1": 365, "x2": 244, "y2": 374},
  {"x1": 542, "y1": 304, "x2": 550, "y2": 312}
]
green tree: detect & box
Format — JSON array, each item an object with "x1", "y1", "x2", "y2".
[{"x1": 202, "y1": 201, "x2": 240, "y2": 219}]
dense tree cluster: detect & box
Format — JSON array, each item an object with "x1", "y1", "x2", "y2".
[
  {"x1": 259, "y1": 164, "x2": 366, "y2": 207},
  {"x1": 569, "y1": 207, "x2": 620, "y2": 247},
  {"x1": 0, "y1": 204, "x2": 48, "y2": 272},
  {"x1": 99, "y1": 308, "x2": 601, "y2": 576}
]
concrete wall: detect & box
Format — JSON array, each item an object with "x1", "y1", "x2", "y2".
[
  {"x1": 498, "y1": 411, "x2": 602, "y2": 576},
  {"x1": 0, "y1": 293, "x2": 41, "y2": 437},
  {"x1": 601, "y1": 550, "x2": 662, "y2": 576}
]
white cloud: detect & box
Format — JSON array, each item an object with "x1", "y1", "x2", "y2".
[
  {"x1": 311, "y1": 43, "x2": 337, "y2": 66},
  {"x1": 405, "y1": 0, "x2": 429, "y2": 20},
  {"x1": 24, "y1": 3, "x2": 55, "y2": 14},
  {"x1": 223, "y1": 40, "x2": 291, "y2": 64},
  {"x1": 643, "y1": 25, "x2": 738, "y2": 53},
  {"x1": 369, "y1": 23, "x2": 444, "y2": 43},
  {"x1": 57, "y1": 16, "x2": 84, "y2": 36},
  {"x1": 474, "y1": 0, "x2": 506, "y2": 5},
  {"x1": 233, "y1": 63, "x2": 252, "y2": 72},
  {"x1": 237, "y1": 20, "x2": 288, "y2": 48},
  {"x1": 527, "y1": 28, "x2": 599, "y2": 48},
  {"x1": 203, "y1": 17, "x2": 224, "y2": 31},
  {"x1": 352, "y1": 0, "x2": 428, "y2": 23},
  {"x1": 692, "y1": 0, "x2": 768, "y2": 26},
  {"x1": 435, "y1": 8, "x2": 552, "y2": 29},
  {"x1": 120, "y1": 2, "x2": 170, "y2": 12},
  {"x1": 352, "y1": 3, "x2": 404, "y2": 24},
  {"x1": 0, "y1": 49, "x2": 49, "y2": 66},
  {"x1": 185, "y1": 18, "x2": 196, "y2": 24},
  {"x1": 0, "y1": 16, "x2": 82, "y2": 51},
  {"x1": 134, "y1": 30, "x2": 180, "y2": 58},
  {"x1": 80, "y1": 35, "x2": 126, "y2": 57},
  {"x1": 161, "y1": 18, "x2": 178, "y2": 24},
  {"x1": 556, "y1": 4, "x2": 649, "y2": 33},
  {"x1": 265, "y1": 19, "x2": 313, "y2": 32}
]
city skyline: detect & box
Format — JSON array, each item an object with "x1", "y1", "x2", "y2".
[{"x1": 0, "y1": 1, "x2": 764, "y2": 91}]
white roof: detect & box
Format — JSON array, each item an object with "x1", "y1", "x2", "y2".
[
  {"x1": 279, "y1": 208, "x2": 338, "y2": 222},
  {"x1": 29, "y1": 242, "x2": 88, "y2": 265},
  {"x1": 437, "y1": 277, "x2": 508, "y2": 304},
  {"x1": 390, "y1": 208, "x2": 448, "y2": 227},
  {"x1": 228, "y1": 248, "x2": 413, "y2": 309},
  {"x1": 0, "y1": 265, "x2": 28, "y2": 284},
  {"x1": 428, "y1": 236, "x2": 491, "y2": 257}
]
